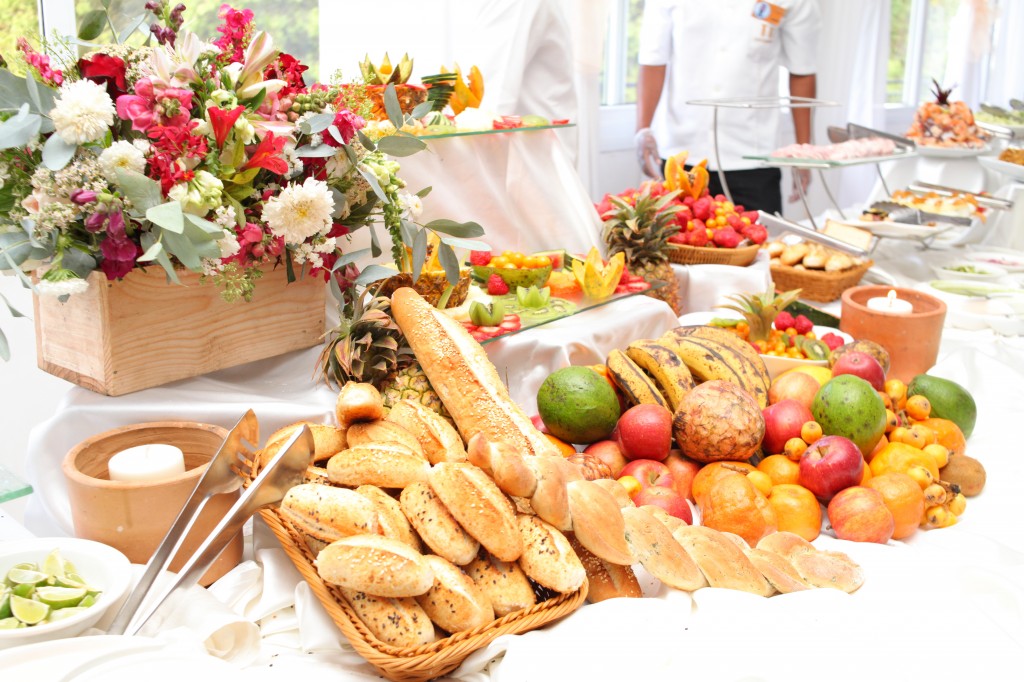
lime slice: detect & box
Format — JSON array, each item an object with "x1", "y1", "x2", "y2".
[
  {"x1": 10, "y1": 595, "x2": 49, "y2": 625},
  {"x1": 54, "y1": 574, "x2": 86, "y2": 590},
  {"x1": 0, "y1": 589, "x2": 10, "y2": 619},
  {"x1": 11, "y1": 583, "x2": 35, "y2": 598},
  {"x1": 9, "y1": 562, "x2": 37, "y2": 573},
  {"x1": 41, "y1": 549, "x2": 66, "y2": 581},
  {"x1": 46, "y1": 606, "x2": 90, "y2": 622},
  {"x1": 5, "y1": 569, "x2": 48, "y2": 586},
  {"x1": 62, "y1": 560, "x2": 79, "y2": 576},
  {"x1": 0, "y1": 617, "x2": 24, "y2": 630},
  {"x1": 77, "y1": 594, "x2": 98, "y2": 608},
  {"x1": 34, "y1": 586, "x2": 86, "y2": 609}
]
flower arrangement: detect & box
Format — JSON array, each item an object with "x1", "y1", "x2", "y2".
[{"x1": 0, "y1": 1, "x2": 481, "y2": 358}]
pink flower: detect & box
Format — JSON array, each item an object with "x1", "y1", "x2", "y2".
[
  {"x1": 116, "y1": 78, "x2": 193, "y2": 133},
  {"x1": 208, "y1": 105, "x2": 245, "y2": 148},
  {"x1": 323, "y1": 109, "x2": 365, "y2": 147},
  {"x1": 17, "y1": 38, "x2": 63, "y2": 86},
  {"x1": 99, "y1": 212, "x2": 139, "y2": 279}
]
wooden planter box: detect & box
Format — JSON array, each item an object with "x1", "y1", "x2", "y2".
[{"x1": 33, "y1": 264, "x2": 327, "y2": 396}]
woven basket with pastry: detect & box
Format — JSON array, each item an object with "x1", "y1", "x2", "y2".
[{"x1": 766, "y1": 240, "x2": 873, "y2": 302}]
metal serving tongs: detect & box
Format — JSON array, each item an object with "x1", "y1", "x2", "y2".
[
  {"x1": 117, "y1": 421, "x2": 314, "y2": 637},
  {"x1": 867, "y1": 200, "x2": 973, "y2": 227},
  {"x1": 907, "y1": 182, "x2": 1014, "y2": 211},
  {"x1": 105, "y1": 409, "x2": 259, "y2": 636}
]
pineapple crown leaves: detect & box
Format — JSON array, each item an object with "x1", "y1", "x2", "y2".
[
  {"x1": 602, "y1": 185, "x2": 683, "y2": 265},
  {"x1": 931, "y1": 79, "x2": 955, "y2": 106},
  {"x1": 718, "y1": 288, "x2": 803, "y2": 342},
  {"x1": 316, "y1": 291, "x2": 410, "y2": 388}
]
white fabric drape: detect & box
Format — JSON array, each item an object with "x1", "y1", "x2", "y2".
[{"x1": 983, "y1": 0, "x2": 1024, "y2": 106}]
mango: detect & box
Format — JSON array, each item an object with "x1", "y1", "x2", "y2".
[
  {"x1": 811, "y1": 375, "x2": 887, "y2": 457},
  {"x1": 907, "y1": 374, "x2": 977, "y2": 438}
]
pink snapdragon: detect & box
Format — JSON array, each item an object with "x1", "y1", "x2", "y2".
[
  {"x1": 116, "y1": 78, "x2": 193, "y2": 133},
  {"x1": 213, "y1": 4, "x2": 255, "y2": 63},
  {"x1": 17, "y1": 38, "x2": 63, "y2": 86},
  {"x1": 323, "y1": 109, "x2": 365, "y2": 147}
]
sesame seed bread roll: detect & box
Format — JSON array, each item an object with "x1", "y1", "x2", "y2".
[
  {"x1": 522, "y1": 455, "x2": 571, "y2": 531},
  {"x1": 281, "y1": 483, "x2": 379, "y2": 543},
  {"x1": 466, "y1": 434, "x2": 537, "y2": 498},
  {"x1": 428, "y1": 462, "x2": 522, "y2": 562},
  {"x1": 566, "y1": 533, "x2": 642, "y2": 604},
  {"x1": 345, "y1": 419, "x2": 425, "y2": 458},
  {"x1": 261, "y1": 421, "x2": 347, "y2": 466},
  {"x1": 339, "y1": 589, "x2": 436, "y2": 648},
  {"x1": 566, "y1": 479, "x2": 635, "y2": 566},
  {"x1": 316, "y1": 534, "x2": 434, "y2": 598},
  {"x1": 387, "y1": 399, "x2": 468, "y2": 465},
  {"x1": 464, "y1": 551, "x2": 537, "y2": 618},
  {"x1": 335, "y1": 382, "x2": 385, "y2": 427},
  {"x1": 355, "y1": 484, "x2": 421, "y2": 551},
  {"x1": 415, "y1": 555, "x2": 495, "y2": 634},
  {"x1": 399, "y1": 482, "x2": 480, "y2": 565},
  {"x1": 326, "y1": 442, "x2": 430, "y2": 489},
  {"x1": 516, "y1": 514, "x2": 586, "y2": 594}
]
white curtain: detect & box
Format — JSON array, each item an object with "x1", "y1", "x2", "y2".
[{"x1": 983, "y1": 0, "x2": 1024, "y2": 106}]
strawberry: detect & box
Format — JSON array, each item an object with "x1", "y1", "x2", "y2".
[
  {"x1": 742, "y1": 223, "x2": 768, "y2": 244},
  {"x1": 687, "y1": 226, "x2": 709, "y2": 246},
  {"x1": 774, "y1": 311, "x2": 796, "y2": 331},
  {"x1": 712, "y1": 228, "x2": 742, "y2": 248},
  {"x1": 486, "y1": 273, "x2": 509, "y2": 295},
  {"x1": 820, "y1": 332, "x2": 846, "y2": 351},
  {"x1": 692, "y1": 197, "x2": 713, "y2": 222},
  {"x1": 470, "y1": 250, "x2": 492, "y2": 266},
  {"x1": 794, "y1": 314, "x2": 813, "y2": 335}
]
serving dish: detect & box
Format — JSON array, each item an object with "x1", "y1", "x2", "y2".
[
  {"x1": 977, "y1": 155, "x2": 1024, "y2": 182},
  {"x1": 836, "y1": 219, "x2": 959, "y2": 240},
  {"x1": 916, "y1": 280, "x2": 1024, "y2": 336},
  {"x1": 914, "y1": 144, "x2": 991, "y2": 158},
  {"x1": 963, "y1": 248, "x2": 1024, "y2": 273},
  {"x1": 931, "y1": 260, "x2": 1010, "y2": 283}
]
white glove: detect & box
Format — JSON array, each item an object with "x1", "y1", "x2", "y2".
[
  {"x1": 788, "y1": 168, "x2": 812, "y2": 203},
  {"x1": 634, "y1": 128, "x2": 663, "y2": 179}
]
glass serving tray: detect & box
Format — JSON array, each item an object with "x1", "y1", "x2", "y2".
[
  {"x1": 0, "y1": 464, "x2": 32, "y2": 503},
  {"x1": 744, "y1": 147, "x2": 917, "y2": 169},
  {"x1": 416, "y1": 123, "x2": 575, "y2": 140}
]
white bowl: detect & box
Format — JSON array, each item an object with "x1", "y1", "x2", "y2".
[
  {"x1": 0, "y1": 538, "x2": 132, "y2": 649},
  {"x1": 931, "y1": 260, "x2": 1010, "y2": 283}
]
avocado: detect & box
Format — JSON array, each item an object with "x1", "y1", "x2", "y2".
[{"x1": 907, "y1": 374, "x2": 977, "y2": 438}]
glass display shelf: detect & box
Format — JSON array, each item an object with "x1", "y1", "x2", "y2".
[
  {"x1": 743, "y1": 147, "x2": 918, "y2": 169},
  {"x1": 416, "y1": 123, "x2": 575, "y2": 141},
  {"x1": 0, "y1": 464, "x2": 32, "y2": 503}
]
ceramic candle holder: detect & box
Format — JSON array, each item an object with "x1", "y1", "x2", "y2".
[
  {"x1": 62, "y1": 421, "x2": 243, "y2": 586},
  {"x1": 840, "y1": 285, "x2": 947, "y2": 384}
]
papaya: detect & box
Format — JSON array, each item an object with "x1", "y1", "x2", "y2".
[{"x1": 907, "y1": 374, "x2": 977, "y2": 438}]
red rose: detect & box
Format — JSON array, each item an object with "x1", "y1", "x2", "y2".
[{"x1": 78, "y1": 53, "x2": 128, "y2": 100}]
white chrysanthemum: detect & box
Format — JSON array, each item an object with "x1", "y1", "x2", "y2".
[
  {"x1": 49, "y1": 80, "x2": 115, "y2": 145},
  {"x1": 99, "y1": 141, "x2": 147, "y2": 182},
  {"x1": 262, "y1": 177, "x2": 335, "y2": 244},
  {"x1": 400, "y1": 191, "x2": 423, "y2": 219},
  {"x1": 35, "y1": 277, "x2": 90, "y2": 297}
]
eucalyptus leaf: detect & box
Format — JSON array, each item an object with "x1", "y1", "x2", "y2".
[
  {"x1": 0, "y1": 232, "x2": 48, "y2": 266},
  {"x1": 331, "y1": 247, "x2": 371, "y2": 270},
  {"x1": 438, "y1": 242, "x2": 460, "y2": 284},
  {"x1": 0, "y1": 71, "x2": 54, "y2": 117},
  {"x1": 0, "y1": 327, "x2": 9, "y2": 362},
  {"x1": 355, "y1": 263, "x2": 399, "y2": 286},
  {"x1": 440, "y1": 236, "x2": 490, "y2": 251},
  {"x1": 24, "y1": 73, "x2": 42, "y2": 112},
  {"x1": 415, "y1": 186, "x2": 432, "y2": 199},
  {"x1": 376, "y1": 134, "x2": 427, "y2": 157},
  {"x1": 411, "y1": 227, "x2": 427, "y2": 282},
  {"x1": 161, "y1": 229, "x2": 201, "y2": 270},
  {"x1": 42, "y1": 134, "x2": 76, "y2": 170},
  {"x1": 410, "y1": 101, "x2": 433, "y2": 120},
  {"x1": 343, "y1": 144, "x2": 358, "y2": 166},
  {"x1": 140, "y1": 230, "x2": 178, "y2": 282},
  {"x1": 116, "y1": 169, "x2": 163, "y2": 212},
  {"x1": 184, "y1": 213, "x2": 228, "y2": 238},
  {"x1": 327, "y1": 124, "x2": 346, "y2": 145},
  {"x1": 78, "y1": 9, "x2": 108, "y2": 40},
  {"x1": 137, "y1": 239, "x2": 164, "y2": 262},
  {"x1": 0, "y1": 291, "x2": 26, "y2": 318},
  {"x1": 328, "y1": 274, "x2": 342, "y2": 303},
  {"x1": 61, "y1": 249, "x2": 97, "y2": 278},
  {"x1": 118, "y1": 13, "x2": 147, "y2": 43},
  {"x1": 399, "y1": 218, "x2": 417, "y2": 247},
  {"x1": 0, "y1": 107, "x2": 42, "y2": 150},
  {"x1": 146, "y1": 201, "x2": 185, "y2": 234},
  {"x1": 368, "y1": 224, "x2": 381, "y2": 258},
  {"x1": 356, "y1": 130, "x2": 375, "y2": 151},
  {"x1": 300, "y1": 112, "x2": 336, "y2": 135},
  {"x1": 423, "y1": 219, "x2": 484, "y2": 238},
  {"x1": 294, "y1": 143, "x2": 340, "y2": 158},
  {"x1": 357, "y1": 165, "x2": 388, "y2": 203},
  {"x1": 383, "y1": 84, "x2": 403, "y2": 129},
  {"x1": 285, "y1": 252, "x2": 296, "y2": 283}
]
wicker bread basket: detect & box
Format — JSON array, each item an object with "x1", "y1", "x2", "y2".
[
  {"x1": 242, "y1": 454, "x2": 587, "y2": 682},
  {"x1": 770, "y1": 259, "x2": 873, "y2": 303},
  {"x1": 667, "y1": 243, "x2": 761, "y2": 266}
]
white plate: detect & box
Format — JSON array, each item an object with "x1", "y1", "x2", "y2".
[
  {"x1": 978, "y1": 155, "x2": 1024, "y2": 182},
  {"x1": 838, "y1": 219, "x2": 959, "y2": 240},
  {"x1": 916, "y1": 281, "x2": 1024, "y2": 336},
  {"x1": 914, "y1": 143, "x2": 991, "y2": 158},
  {"x1": 963, "y1": 248, "x2": 1024, "y2": 273},
  {"x1": 931, "y1": 260, "x2": 1011, "y2": 283}
]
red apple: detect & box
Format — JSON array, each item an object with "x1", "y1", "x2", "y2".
[
  {"x1": 830, "y1": 351, "x2": 885, "y2": 391},
  {"x1": 827, "y1": 486, "x2": 895, "y2": 544},
  {"x1": 634, "y1": 486, "x2": 692, "y2": 524},
  {"x1": 663, "y1": 450, "x2": 702, "y2": 502},
  {"x1": 762, "y1": 399, "x2": 814, "y2": 455},
  {"x1": 583, "y1": 440, "x2": 629, "y2": 478},
  {"x1": 768, "y1": 371, "x2": 821, "y2": 410},
  {"x1": 530, "y1": 414, "x2": 549, "y2": 434},
  {"x1": 619, "y1": 458, "x2": 674, "y2": 490},
  {"x1": 798, "y1": 435, "x2": 864, "y2": 502},
  {"x1": 615, "y1": 403, "x2": 673, "y2": 461}
]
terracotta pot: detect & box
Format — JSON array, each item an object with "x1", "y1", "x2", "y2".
[
  {"x1": 62, "y1": 421, "x2": 243, "y2": 586},
  {"x1": 839, "y1": 286, "x2": 947, "y2": 384}
]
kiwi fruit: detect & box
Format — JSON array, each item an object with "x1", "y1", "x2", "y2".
[{"x1": 940, "y1": 454, "x2": 986, "y2": 497}]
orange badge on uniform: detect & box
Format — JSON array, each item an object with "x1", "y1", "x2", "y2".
[{"x1": 752, "y1": 1, "x2": 786, "y2": 25}]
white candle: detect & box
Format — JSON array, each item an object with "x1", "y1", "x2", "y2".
[
  {"x1": 866, "y1": 289, "x2": 914, "y2": 315},
  {"x1": 108, "y1": 444, "x2": 186, "y2": 483}
]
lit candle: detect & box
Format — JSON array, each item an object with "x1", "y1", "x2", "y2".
[
  {"x1": 108, "y1": 444, "x2": 186, "y2": 483},
  {"x1": 866, "y1": 289, "x2": 914, "y2": 315}
]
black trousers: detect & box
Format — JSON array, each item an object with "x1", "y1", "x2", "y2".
[{"x1": 665, "y1": 162, "x2": 783, "y2": 215}]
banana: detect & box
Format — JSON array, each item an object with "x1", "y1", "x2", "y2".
[
  {"x1": 606, "y1": 349, "x2": 670, "y2": 409},
  {"x1": 624, "y1": 340, "x2": 695, "y2": 412},
  {"x1": 667, "y1": 324, "x2": 771, "y2": 395},
  {"x1": 661, "y1": 335, "x2": 768, "y2": 408}
]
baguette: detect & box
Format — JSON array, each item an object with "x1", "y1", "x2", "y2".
[
  {"x1": 464, "y1": 551, "x2": 537, "y2": 617},
  {"x1": 671, "y1": 525, "x2": 773, "y2": 597},
  {"x1": 339, "y1": 588, "x2": 436, "y2": 648},
  {"x1": 621, "y1": 506, "x2": 707, "y2": 592},
  {"x1": 789, "y1": 550, "x2": 864, "y2": 593},
  {"x1": 428, "y1": 462, "x2": 522, "y2": 562},
  {"x1": 399, "y1": 482, "x2": 480, "y2": 565},
  {"x1": 335, "y1": 382, "x2": 385, "y2": 427},
  {"x1": 522, "y1": 455, "x2": 571, "y2": 531},
  {"x1": 743, "y1": 547, "x2": 811, "y2": 594},
  {"x1": 590, "y1": 478, "x2": 636, "y2": 509},
  {"x1": 639, "y1": 505, "x2": 688, "y2": 534},
  {"x1": 281, "y1": 483, "x2": 379, "y2": 543},
  {"x1": 317, "y1": 534, "x2": 434, "y2": 598},
  {"x1": 516, "y1": 514, "x2": 586, "y2": 594},
  {"x1": 390, "y1": 287, "x2": 560, "y2": 459},
  {"x1": 262, "y1": 421, "x2": 347, "y2": 466},
  {"x1": 567, "y1": 533, "x2": 642, "y2": 603},
  {"x1": 345, "y1": 419, "x2": 425, "y2": 457},
  {"x1": 326, "y1": 442, "x2": 430, "y2": 489},
  {"x1": 387, "y1": 399, "x2": 468, "y2": 465},
  {"x1": 355, "y1": 484, "x2": 421, "y2": 551},
  {"x1": 467, "y1": 434, "x2": 537, "y2": 498},
  {"x1": 566, "y1": 479, "x2": 635, "y2": 566},
  {"x1": 416, "y1": 554, "x2": 495, "y2": 634}
]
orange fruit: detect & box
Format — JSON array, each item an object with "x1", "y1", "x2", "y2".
[
  {"x1": 869, "y1": 441, "x2": 940, "y2": 481},
  {"x1": 865, "y1": 472, "x2": 926, "y2": 540},
  {"x1": 859, "y1": 461, "x2": 873, "y2": 484},
  {"x1": 757, "y1": 454, "x2": 800, "y2": 486},
  {"x1": 691, "y1": 461, "x2": 755, "y2": 506},
  {"x1": 700, "y1": 473, "x2": 778, "y2": 546},
  {"x1": 915, "y1": 417, "x2": 966, "y2": 457},
  {"x1": 543, "y1": 433, "x2": 578, "y2": 457},
  {"x1": 768, "y1": 483, "x2": 822, "y2": 541},
  {"x1": 868, "y1": 433, "x2": 889, "y2": 463}
]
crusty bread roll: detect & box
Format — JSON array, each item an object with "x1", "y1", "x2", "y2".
[
  {"x1": 567, "y1": 533, "x2": 642, "y2": 603},
  {"x1": 466, "y1": 435, "x2": 538, "y2": 498},
  {"x1": 262, "y1": 421, "x2": 347, "y2": 466},
  {"x1": 345, "y1": 419, "x2": 425, "y2": 458},
  {"x1": 516, "y1": 514, "x2": 586, "y2": 594},
  {"x1": 590, "y1": 478, "x2": 636, "y2": 509},
  {"x1": 755, "y1": 531, "x2": 816, "y2": 559},
  {"x1": 824, "y1": 252, "x2": 855, "y2": 272},
  {"x1": 303, "y1": 465, "x2": 330, "y2": 485},
  {"x1": 464, "y1": 551, "x2": 537, "y2": 617},
  {"x1": 428, "y1": 462, "x2": 522, "y2": 562},
  {"x1": 566, "y1": 479, "x2": 635, "y2": 566},
  {"x1": 766, "y1": 240, "x2": 786, "y2": 258},
  {"x1": 415, "y1": 555, "x2": 495, "y2": 634},
  {"x1": 326, "y1": 442, "x2": 430, "y2": 489},
  {"x1": 317, "y1": 534, "x2": 434, "y2": 597},
  {"x1": 743, "y1": 547, "x2": 811, "y2": 594},
  {"x1": 638, "y1": 505, "x2": 688, "y2": 534},
  {"x1": 522, "y1": 455, "x2": 571, "y2": 531},
  {"x1": 802, "y1": 245, "x2": 828, "y2": 269},
  {"x1": 780, "y1": 242, "x2": 809, "y2": 266},
  {"x1": 390, "y1": 287, "x2": 560, "y2": 459},
  {"x1": 336, "y1": 382, "x2": 385, "y2": 427},
  {"x1": 621, "y1": 506, "x2": 707, "y2": 592},
  {"x1": 339, "y1": 588, "x2": 435, "y2": 648},
  {"x1": 399, "y1": 482, "x2": 480, "y2": 565},
  {"x1": 789, "y1": 550, "x2": 864, "y2": 593},
  {"x1": 671, "y1": 525, "x2": 773, "y2": 597},
  {"x1": 387, "y1": 400, "x2": 468, "y2": 465},
  {"x1": 355, "y1": 484, "x2": 421, "y2": 551},
  {"x1": 281, "y1": 483, "x2": 379, "y2": 543}
]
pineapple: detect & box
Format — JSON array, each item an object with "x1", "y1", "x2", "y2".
[
  {"x1": 602, "y1": 184, "x2": 683, "y2": 314},
  {"x1": 719, "y1": 288, "x2": 803, "y2": 342},
  {"x1": 317, "y1": 291, "x2": 450, "y2": 418}
]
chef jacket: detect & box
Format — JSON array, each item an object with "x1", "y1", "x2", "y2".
[{"x1": 638, "y1": 0, "x2": 821, "y2": 170}]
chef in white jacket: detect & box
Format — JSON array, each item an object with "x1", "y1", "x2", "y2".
[{"x1": 635, "y1": 0, "x2": 821, "y2": 214}]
